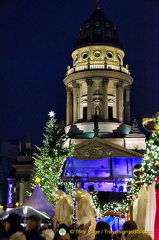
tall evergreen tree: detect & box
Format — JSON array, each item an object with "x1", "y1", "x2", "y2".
[
  {"x1": 126, "y1": 116, "x2": 159, "y2": 202},
  {"x1": 33, "y1": 111, "x2": 74, "y2": 203},
  {"x1": 140, "y1": 117, "x2": 159, "y2": 185}
]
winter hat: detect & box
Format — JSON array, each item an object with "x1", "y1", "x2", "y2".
[{"x1": 6, "y1": 213, "x2": 21, "y2": 225}]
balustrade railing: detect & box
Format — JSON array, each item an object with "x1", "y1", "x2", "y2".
[{"x1": 66, "y1": 63, "x2": 130, "y2": 76}]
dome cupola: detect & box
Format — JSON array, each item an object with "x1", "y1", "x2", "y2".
[
  {"x1": 74, "y1": 8, "x2": 121, "y2": 49},
  {"x1": 64, "y1": 5, "x2": 133, "y2": 138}
]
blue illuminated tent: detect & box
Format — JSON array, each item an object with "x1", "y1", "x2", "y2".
[{"x1": 62, "y1": 157, "x2": 142, "y2": 192}]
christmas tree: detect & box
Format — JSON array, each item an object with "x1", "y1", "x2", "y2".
[
  {"x1": 33, "y1": 111, "x2": 74, "y2": 203},
  {"x1": 125, "y1": 116, "x2": 159, "y2": 205},
  {"x1": 140, "y1": 116, "x2": 159, "y2": 185}
]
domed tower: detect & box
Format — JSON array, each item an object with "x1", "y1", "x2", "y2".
[
  {"x1": 64, "y1": 5, "x2": 133, "y2": 138},
  {"x1": 62, "y1": 4, "x2": 146, "y2": 194}
]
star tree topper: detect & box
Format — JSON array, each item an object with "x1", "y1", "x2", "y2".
[{"x1": 48, "y1": 111, "x2": 56, "y2": 118}]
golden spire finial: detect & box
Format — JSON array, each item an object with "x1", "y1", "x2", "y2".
[{"x1": 96, "y1": 0, "x2": 100, "y2": 9}]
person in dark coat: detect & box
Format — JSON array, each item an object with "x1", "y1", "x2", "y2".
[
  {"x1": 0, "y1": 220, "x2": 6, "y2": 238},
  {"x1": 95, "y1": 221, "x2": 112, "y2": 240},
  {"x1": 2, "y1": 213, "x2": 24, "y2": 239},
  {"x1": 112, "y1": 220, "x2": 138, "y2": 240},
  {"x1": 25, "y1": 214, "x2": 45, "y2": 240}
]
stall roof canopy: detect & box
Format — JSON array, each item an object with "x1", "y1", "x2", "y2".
[
  {"x1": 0, "y1": 206, "x2": 51, "y2": 220},
  {"x1": 23, "y1": 183, "x2": 54, "y2": 218}
]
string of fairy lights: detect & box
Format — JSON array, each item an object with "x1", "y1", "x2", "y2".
[
  {"x1": 33, "y1": 111, "x2": 74, "y2": 204},
  {"x1": 34, "y1": 111, "x2": 159, "y2": 216},
  {"x1": 90, "y1": 116, "x2": 159, "y2": 216}
]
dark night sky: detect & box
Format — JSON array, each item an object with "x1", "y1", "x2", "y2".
[{"x1": 0, "y1": 0, "x2": 159, "y2": 145}]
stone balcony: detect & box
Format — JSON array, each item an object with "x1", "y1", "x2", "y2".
[{"x1": 66, "y1": 63, "x2": 130, "y2": 76}]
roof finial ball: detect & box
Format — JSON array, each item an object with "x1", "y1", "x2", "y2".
[
  {"x1": 96, "y1": 0, "x2": 100, "y2": 9},
  {"x1": 35, "y1": 177, "x2": 40, "y2": 183}
]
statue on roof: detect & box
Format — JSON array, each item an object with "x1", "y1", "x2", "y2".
[
  {"x1": 93, "y1": 107, "x2": 100, "y2": 137},
  {"x1": 130, "y1": 119, "x2": 141, "y2": 133},
  {"x1": 96, "y1": 0, "x2": 100, "y2": 9},
  {"x1": 94, "y1": 112, "x2": 99, "y2": 130}
]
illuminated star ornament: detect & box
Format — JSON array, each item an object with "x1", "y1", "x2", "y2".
[{"x1": 48, "y1": 111, "x2": 56, "y2": 118}]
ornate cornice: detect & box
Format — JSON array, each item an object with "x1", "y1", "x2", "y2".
[
  {"x1": 74, "y1": 138, "x2": 143, "y2": 160},
  {"x1": 64, "y1": 70, "x2": 133, "y2": 86}
]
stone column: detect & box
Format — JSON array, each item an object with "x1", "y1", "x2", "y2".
[
  {"x1": 117, "y1": 80, "x2": 124, "y2": 122},
  {"x1": 66, "y1": 87, "x2": 72, "y2": 125},
  {"x1": 86, "y1": 78, "x2": 93, "y2": 120},
  {"x1": 72, "y1": 81, "x2": 79, "y2": 123},
  {"x1": 102, "y1": 78, "x2": 109, "y2": 120},
  {"x1": 19, "y1": 180, "x2": 24, "y2": 205},
  {"x1": 125, "y1": 85, "x2": 131, "y2": 124}
]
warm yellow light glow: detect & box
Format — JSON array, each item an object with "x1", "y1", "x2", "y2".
[
  {"x1": 0, "y1": 205, "x2": 3, "y2": 209},
  {"x1": 35, "y1": 177, "x2": 40, "y2": 183},
  {"x1": 134, "y1": 144, "x2": 139, "y2": 150},
  {"x1": 142, "y1": 118, "x2": 152, "y2": 123},
  {"x1": 15, "y1": 202, "x2": 19, "y2": 207}
]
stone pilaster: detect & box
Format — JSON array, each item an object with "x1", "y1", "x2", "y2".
[
  {"x1": 66, "y1": 87, "x2": 72, "y2": 125},
  {"x1": 86, "y1": 78, "x2": 93, "y2": 120},
  {"x1": 72, "y1": 81, "x2": 79, "y2": 123},
  {"x1": 102, "y1": 78, "x2": 109, "y2": 120},
  {"x1": 125, "y1": 85, "x2": 131, "y2": 124},
  {"x1": 117, "y1": 80, "x2": 124, "y2": 122}
]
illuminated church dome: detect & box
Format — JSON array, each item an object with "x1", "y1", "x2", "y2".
[
  {"x1": 64, "y1": 4, "x2": 146, "y2": 153},
  {"x1": 64, "y1": 7, "x2": 132, "y2": 133},
  {"x1": 74, "y1": 8, "x2": 121, "y2": 49}
]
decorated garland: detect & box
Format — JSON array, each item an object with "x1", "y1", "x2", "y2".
[{"x1": 91, "y1": 191, "x2": 130, "y2": 216}]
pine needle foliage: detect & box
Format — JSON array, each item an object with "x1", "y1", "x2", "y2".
[{"x1": 33, "y1": 112, "x2": 74, "y2": 203}]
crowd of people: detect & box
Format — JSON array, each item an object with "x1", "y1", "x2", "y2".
[
  {"x1": 0, "y1": 213, "x2": 153, "y2": 240},
  {"x1": 0, "y1": 213, "x2": 53, "y2": 240},
  {"x1": 0, "y1": 188, "x2": 153, "y2": 240}
]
